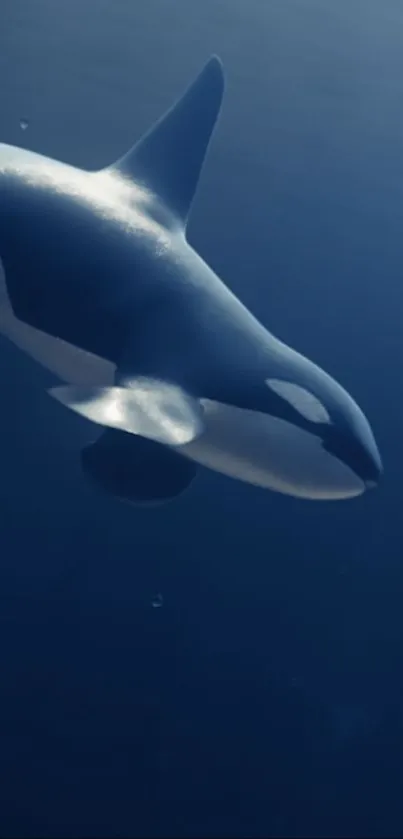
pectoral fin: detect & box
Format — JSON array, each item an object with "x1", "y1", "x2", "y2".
[
  {"x1": 48, "y1": 378, "x2": 204, "y2": 446},
  {"x1": 81, "y1": 428, "x2": 197, "y2": 506}
]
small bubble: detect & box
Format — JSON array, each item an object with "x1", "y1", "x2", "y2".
[
  {"x1": 19, "y1": 118, "x2": 29, "y2": 131},
  {"x1": 152, "y1": 593, "x2": 163, "y2": 609}
]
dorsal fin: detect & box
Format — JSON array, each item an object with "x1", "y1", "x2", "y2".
[{"x1": 111, "y1": 56, "x2": 225, "y2": 225}]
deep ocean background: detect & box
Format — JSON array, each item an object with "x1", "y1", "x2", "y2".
[{"x1": 1, "y1": 0, "x2": 403, "y2": 836}]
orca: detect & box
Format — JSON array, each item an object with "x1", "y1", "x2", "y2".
[{"x1": 0, "y1": 57, "x2": 382, "y2": 505}]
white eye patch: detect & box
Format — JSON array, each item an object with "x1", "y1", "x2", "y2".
[{"x1": 265, "y1": 379, "x2": 331, "y2": 424}]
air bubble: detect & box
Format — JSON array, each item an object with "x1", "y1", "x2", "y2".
[{"x1": 152, "y1": 593, "x2": 163, "y2": 609}]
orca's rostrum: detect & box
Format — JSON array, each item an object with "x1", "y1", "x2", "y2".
[{"x1": 0, "y1": 57, "x2": 382, "y2": 505}]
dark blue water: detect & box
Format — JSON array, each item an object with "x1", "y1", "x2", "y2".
[{"x1": 1, "y1": 1, "x2": 403, "y2": 836}]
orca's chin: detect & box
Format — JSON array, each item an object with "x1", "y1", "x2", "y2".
[{"x1": 179, "y1": 400, "x2": 370, "y2": 500}]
